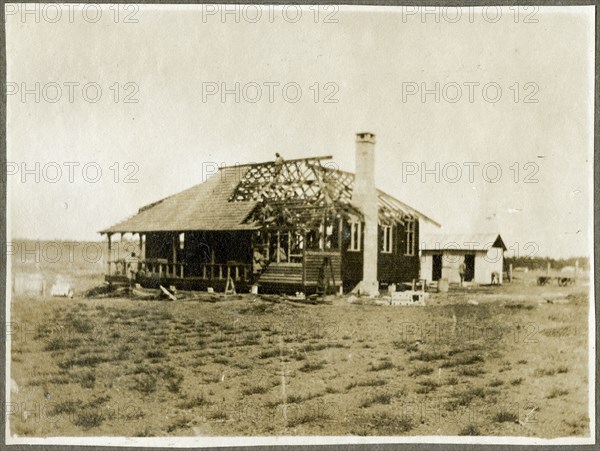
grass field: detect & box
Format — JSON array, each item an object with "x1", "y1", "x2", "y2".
[{"x1": 8, "y1": 268, "x2": 590, "y2": 438}]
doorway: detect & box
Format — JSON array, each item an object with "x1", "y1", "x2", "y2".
[
  {"x1": 464, "y1": 254, "x2": 475, "y2": 281},
  {"x1": 432, "y1": 254, "x2": 442, "y2": 280}
]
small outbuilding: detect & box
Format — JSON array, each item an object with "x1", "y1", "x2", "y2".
[{"x1": 420, "y1": 233, "x2": 507, "y2": 286}]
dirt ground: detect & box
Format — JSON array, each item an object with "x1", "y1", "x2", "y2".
[{"x1": 8, "y1": 271, "x2": 591, "y2": 438}]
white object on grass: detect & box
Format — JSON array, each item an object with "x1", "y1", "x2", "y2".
[{"x1": 50, "y1": 282, "x2": 73, "y2": 298}]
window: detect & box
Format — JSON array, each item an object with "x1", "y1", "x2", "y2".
[
  {"x1": 405, "y1": 220, "x2": 415, "y2": 256},
  {"x1": 381, "y1": 225, "x2": 393, "y2": 253},
  {"x1": 349, "y1": 220, "x2": 361, "y2": 252}
]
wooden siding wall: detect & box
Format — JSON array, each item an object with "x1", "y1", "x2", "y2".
[
  {"x1": 378, "y1": 219, "x2": 420, "y2": 284},
  {"x1": 258, "y1": 263, "x2": 303, "y2": 285},
  {"x1": 304, "y1": 251, "x2": 342, "y2": 286},
  {"x1": 341, "y1": 219, "x2": 421, "y2": 290},
  {"x1": 341, "y1": 220, "x2": 363, "y2": 290},
  {"x1": 258, "y1": 252, "x2": 342, "y2": 287}
]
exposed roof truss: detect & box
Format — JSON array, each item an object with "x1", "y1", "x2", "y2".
[
  {"x1": 228, "y1": 156, "x2": 423, "y2": 230},
  {"x1": 229, "y1": 156, "x2": 333, "y2": 204}
]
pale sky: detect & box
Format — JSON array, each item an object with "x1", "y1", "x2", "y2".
[{"x1": 6, "y1": 5, "x2": 595, "y2": 258}]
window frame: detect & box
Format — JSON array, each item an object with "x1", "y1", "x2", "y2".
[
  {"x1": 348, "y1": 219, "x2": 362, "y2": 252},
  {"x1": 404, "y1": 219, "x2": 416, "y2": 256},
  {"x1": 381, "y1": 224, "x2": 393, "y2": 254}
]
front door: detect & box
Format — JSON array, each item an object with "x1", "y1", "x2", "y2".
[
  {"x1": 464, "y1": 254, "x2": 475, "y2": 281},
  {"x1": 432, "y1": 255, "x2": 443, "y2": 280}
]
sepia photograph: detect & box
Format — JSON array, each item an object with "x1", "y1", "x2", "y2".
[{"x1": 4, "y1": 3, "x2": 596, "y2": 447}]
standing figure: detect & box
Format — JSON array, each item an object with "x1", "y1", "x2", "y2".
[
  {"x1": 126, "y1": 252, "x2": 139, "y2": 288},
  {"x1": 458, "y1": 261, "x2": 466, "y2": 287},
  {"x1": 274, "y1": 152, "x2": 284, "y2": 166},
  {"x1": 491, "y1": 271, "x2": 500, "y2": 285},
  {"x1": 253, "y1": 248, "x2": 266, "y2": 276},
  {"x1": 317, "y1": 257, "x2": 330, "y2": 297},
  {"x1": 275, "y1": 245, "x2": 287, "y2": 263}
]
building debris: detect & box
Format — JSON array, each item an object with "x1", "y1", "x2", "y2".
[{"x1": 160, "y1": 285, "x2": 177, "y2": 301}]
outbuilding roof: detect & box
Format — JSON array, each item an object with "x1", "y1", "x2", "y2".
[{"x1": 420, "y1": 233, "x2": 507, "y2": 251}]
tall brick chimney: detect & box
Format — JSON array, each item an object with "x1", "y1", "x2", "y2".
[{"x1": 352, "y1": 132, "x2": 379, "y2": 296}]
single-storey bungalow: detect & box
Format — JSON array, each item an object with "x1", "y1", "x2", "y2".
[
  {"x1": 100, "y1": 132, "x2": 440, "y2": 295},
  {"x1": 420, "y1": 233, "x2": 507, "y2": 285}
]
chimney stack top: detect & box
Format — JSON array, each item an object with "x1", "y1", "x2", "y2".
[{"x1": 356, "y1": 132, "x2": 376, "y2": 144}]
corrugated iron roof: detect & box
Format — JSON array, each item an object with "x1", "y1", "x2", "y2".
[
  {"x1": 100, "y1": 160, "x2": 440, "y2": 234},
  {"x1": 420, "y1": 233, "x2": 507, "y2": 251}
]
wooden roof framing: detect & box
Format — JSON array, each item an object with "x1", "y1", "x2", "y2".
[
  {"x1": 100, "y1": 156, "x2": 439, "y2": 235},
  {"x1": 232, "y1": 159, "x2": 439, "y2": 229}
]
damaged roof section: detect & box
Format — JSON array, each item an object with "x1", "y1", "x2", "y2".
[
  {"x1": 101, "y1": 156, "x2": 439, "y2": 234},
  {"x1": 229, "y1": 157, "x2": 440, "y2": 228}
]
